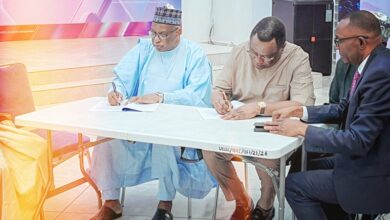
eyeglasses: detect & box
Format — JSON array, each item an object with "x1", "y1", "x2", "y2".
[
  {"x1": 149, "y1": 28, "x2": 178, "y2": 40},
  {"x1": 246, "y1": 48, "x2": 280, "y2": 63},
  {"x1": 334, "y1": 35, "x2": 369, "y2": 47}
]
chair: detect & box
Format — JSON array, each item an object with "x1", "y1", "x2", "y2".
[
  {"x1": 0, "y1": 63, "x2": 105, "y2": 219},
  {"x1": 118, "y1": 151, "x2": 237, "y2": 219},
  {"x1": 119, "y1": 178, "x2": 215, "y2": 218},
  {"x1": 375, "y1": 213, "x2": 390, "y2": 220}
]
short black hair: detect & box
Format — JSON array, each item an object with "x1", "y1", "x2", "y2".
[
  {"x1": 250, "y1": 16, "x2": 286, "y2": 48},
  {"x1": 342, "y1": 10, "x2": 381, "y2": 36}
]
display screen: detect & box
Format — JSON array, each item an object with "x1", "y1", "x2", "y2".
[
  {"x1": 360, "y1": 0, "x2": 390, "y2": 41},
  {"x1": 360, "y1": 0, "x2": 390, "y2": 17},
  {"x1": 339, "y1": 0, "x2": 360, "y2": 21},
  {"x1": 0, "y1": 0, "x2": 181, "y2": 41}
]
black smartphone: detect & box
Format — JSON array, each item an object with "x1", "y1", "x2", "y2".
[
  {"x1": 254, "y1": 122, "x2": 265, "y2": 127},
  {"x1": 254, "y1": 127, "x2": 268, "y2": 132},
  {"x1": 253, "y1": 122, "x2": 269, "y2": 132}
]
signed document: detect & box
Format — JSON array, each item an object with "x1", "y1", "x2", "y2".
[{"x1": 90, "y1": 100, "x2": 160, "y2": 112}]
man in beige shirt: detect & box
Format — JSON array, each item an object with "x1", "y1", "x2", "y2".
[{"x1": 203, "y1": 17, "x2": 315, "y2": 220}]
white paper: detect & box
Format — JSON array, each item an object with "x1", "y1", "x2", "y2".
[
  {"x1": 90, "y1": 100, "x2": 160, "y2": 112},
  {"x1": 90, "y1": 100, "x2": 122, "y2": 112},
  {"x1": 197, "y1": 107, "x2": 221, "y2": 119},
  {"x1": 197, "y1": 100, "x2": 245, "y2": 120},
  {"x1": 122, "y1": 102, "x2": 160, "y2": 112}
]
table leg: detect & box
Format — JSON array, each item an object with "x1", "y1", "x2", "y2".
[
  {"x1": 278, "y1": 155, "x2": 287, "y2": 220},
  {"x1": 78, "y1": 133, "x2": 102, "y2": 208},
  {"x1": 242, "y1": 154, "x2": 292, "y2": 220}
]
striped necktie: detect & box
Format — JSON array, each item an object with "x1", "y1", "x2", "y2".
[{"x1": 350, "y1": 70, "x2": 361, "y2": 97}]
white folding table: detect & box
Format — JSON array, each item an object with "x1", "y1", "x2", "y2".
[{"x1": 16, "y1": 97, "x2": 304, "y2": 220}]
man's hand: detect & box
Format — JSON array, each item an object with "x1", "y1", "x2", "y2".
[
  {"x1": 272, "y1": 106, "x2": 303, "y2": 121},
  {"x1": 264, "y1": 119, "x2": 308, "y2": 137},
  {"x1": 128, "y1": 93, "x2": 159, "y2": 104},
  {"x1": 212, "y1": 90, "x2": 232, "y2": 115},
  {"x1": 221, "y1": 103, "x2": 259, "y2": 120},
  {"x1": 108, "y1": 91, "x2": 123, "y2": 106}
]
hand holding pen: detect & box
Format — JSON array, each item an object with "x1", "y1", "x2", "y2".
[
  {"x1": 221, "y1": 91, "x2": 233, "y2": 112},
  {"x1": 212, "y1": 90, "x2": 232, "y2": 114},
  {"x1": 108, "y1": 82, "x2": 123, "y2": 106}
]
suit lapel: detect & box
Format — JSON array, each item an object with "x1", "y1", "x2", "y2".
[
  {"x1": 344, "y1": 45, "x2": 386, "y2": 128},
  {"x1": 355, "y1": 45, "x2": 386, "y2": 89}
]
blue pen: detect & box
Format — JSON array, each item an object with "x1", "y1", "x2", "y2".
[{"x1": 122, "y1": 107, "x2": 140, "y2": 112}]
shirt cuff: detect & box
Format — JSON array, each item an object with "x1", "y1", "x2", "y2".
[
  {"x1": 162, "y1": 92, "x2": 173, "y2": 103},
  {"x1": 301, "y1": 106, "x2": 309, "y2": 121}
]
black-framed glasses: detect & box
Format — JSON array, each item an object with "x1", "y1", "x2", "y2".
[
  {"x1": 149, "y1": 28, "x2": 178, "y2": 40},
  {"x1": 334, "y1": 35, "x2": 369, "y2": 47},
  {"x1": 246, "y1": 48, "x2": 281, "y2": 63}
]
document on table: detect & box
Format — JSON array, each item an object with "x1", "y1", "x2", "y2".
[
  {"x1": 90, "y1": 100, "x2": 160, "y2": 112},
  {"x1": 197, "y1": 101, "x2": 244, "y2": 119}
]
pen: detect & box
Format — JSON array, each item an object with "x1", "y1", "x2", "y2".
[
  {"x1": 221, "y1": 91, "x2": 232, "y2": 112},
  {"x1": 112, "y1": 82, "x2": 121, "y2": 106}
]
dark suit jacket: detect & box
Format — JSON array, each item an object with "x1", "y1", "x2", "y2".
[
  {"x1": 329, "y1": 59, "x2": 356, "y2": 104},
  {"x1": 304, "y1": 45, "x2": 390, "y2": 214}
]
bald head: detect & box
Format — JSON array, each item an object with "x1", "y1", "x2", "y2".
[
  {"x1": 336, "y1": 10, "x2": 383, "y2": 65},
  {"x1": 342, "y1": 10, "x2": 381, "y2": 37}
]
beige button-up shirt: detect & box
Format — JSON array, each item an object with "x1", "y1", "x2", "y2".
[{"x1": 214, "y1": 41, "x2": 315, "y2": 106}]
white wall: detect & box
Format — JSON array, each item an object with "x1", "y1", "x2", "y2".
[
  {"x1": 182, "y1": 0, "x2": 272, "y2": 44},
  {"x1": 181, "y1": 0, "x2": 211, "y2": 42}
]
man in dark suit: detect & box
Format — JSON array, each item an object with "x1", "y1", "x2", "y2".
[
  {"x1": 329, "y1": 38, "x2": 387, "y2": 105},
  {"x1": 264, "y1": 10, "x2": 390, "y2": 219}
]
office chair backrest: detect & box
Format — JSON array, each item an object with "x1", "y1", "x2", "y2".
[{"x1": 0, "y1": 63, "x2": 35, "y2": 119}]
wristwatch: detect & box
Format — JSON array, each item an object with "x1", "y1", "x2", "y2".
[
  {"x1": 156, "y1": 92, "x2": 164, "y2": 103},
  {"x1": 257, "y1": 101, "x2": 266, "y2": 115}
]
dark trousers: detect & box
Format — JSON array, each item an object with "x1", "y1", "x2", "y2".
[{"x1": 286, "y1": 156, "x2": 352, "y2": 220}]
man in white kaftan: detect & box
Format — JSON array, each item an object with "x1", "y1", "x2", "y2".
[{"x1": 90, "y1": 6, "x2": 216, "y2": 220}]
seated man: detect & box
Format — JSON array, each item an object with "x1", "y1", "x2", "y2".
[
  {"x1": 324, "y1": 11, "x2": 390, "y2": 220},
  {"x1": 329, "y1": 11, "x2": 389, "y2": 105},
  {"x1": 330, "y1": 31, "x2": 387, "y2": 105},
  {"x1": 202, "y1": 17, "x2": 315, "y2": 220},
  {"x1": 266, "y1": 10, "x2": 390, "y2": 220},
  {"x1": 0, "y1": 113, "x2": 48, "y2": 220},
  {"x1": 89, "y1": 5, "x2": 216, "y2": 220}
]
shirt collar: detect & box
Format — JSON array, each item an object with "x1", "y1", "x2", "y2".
[{"x1": 357, "y1": 55, "x2": 370, "y2": 75}]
